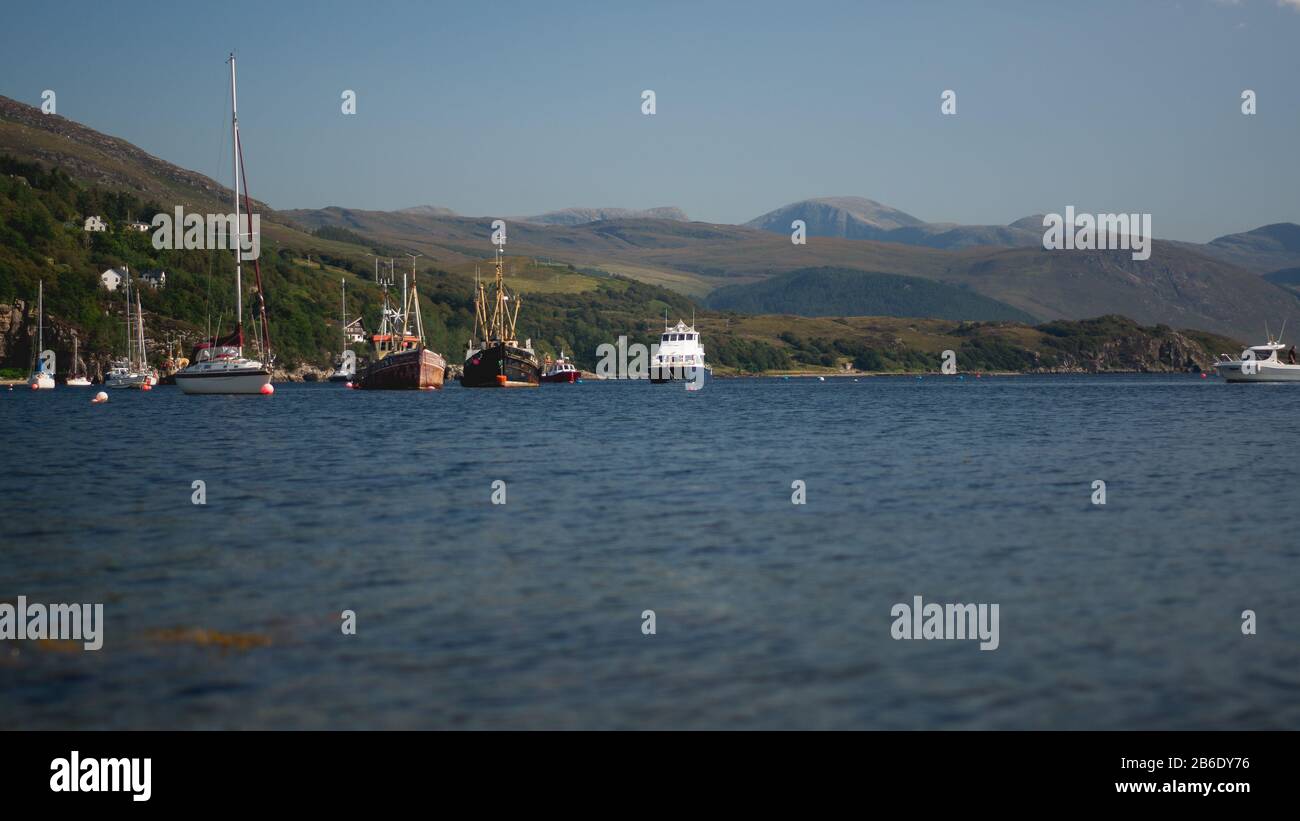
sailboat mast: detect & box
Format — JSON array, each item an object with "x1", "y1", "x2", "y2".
[
  {"x1": 135, "y1": 288, "x2": 146, "y2": 370},
  {"x1": 124, "y1": 269, "x2": 131, "y2": 360},
  {"x1": 341, "y1": 278, "x2": 347, "y2": 351},
  {"x1": 36, "y1": 280, "x2": 43, "y2": 353},
  {"x1": 230, "y1": 53, "x2": 243, "y2": 354}
]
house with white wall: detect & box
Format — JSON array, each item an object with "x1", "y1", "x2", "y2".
[{"x1": 100, "y1": 267, "x2": 126, "y2": 291}]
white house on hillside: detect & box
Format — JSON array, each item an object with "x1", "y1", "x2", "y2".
[
  {"x1": 84, "y1": 216, "x2": 107, "y2": 232},
  {"x1": 128, "y1": 221, "x2": 151, "y2": 232},
  {"x1": 140, "y1": 269, "x2": 167, "y2": 289},
  {"x1": 100, "y1": 267, "x2": 126, "y2": 291},
  {"x1": 345, "y1": 316, "x2": 367, "y2": 344}
]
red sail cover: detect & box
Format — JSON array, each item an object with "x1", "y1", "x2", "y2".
[{"x1": 191, "y1": 327, "x2": 243, "y2": 362}]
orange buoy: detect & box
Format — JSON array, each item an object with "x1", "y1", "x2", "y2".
[
  {"x1": 496, "y1": 374, "x2": 508, "y2": 386},
  {"x1": 92, "y1": 391, "x2": 108, "y2": 404},
  {"x1": 260, "y1": 382, "x2": 275, "y2": 395},
  {"x1": 141, "y1": 382, "x2": 152, "y2": 391}
]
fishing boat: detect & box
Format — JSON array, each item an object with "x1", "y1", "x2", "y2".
[
  {"x1": 328, "y1": 278, "x2": 356, "y2": 383},
  {"x1": 540, "y1": 351, "x2": 579, "y2": 383},
  {"x1": 649, "y1": 317, "x2": 711, "y2": 384},
  {"x1": 174, "y1": 53, "x2": 273, "y2": 396},
  {"x1": 26, "y1": 280, "x2": 55, "y2": 390},
  {"x1": 158, "y1": 337, "x2": 189, "y2": 385},
  {"x1": 66, "y1": 333, "x2": 92, "y2": 386},
  {"x1": 105, "y1": 274, "x2": 156, "y2": 389},
  {"x1": 461, "y1": 240, "x2": 540, "y2": 388},
  {"x1": 354, "y1": 260, "x2": 445, "y2": 390},
  {"x1": 1214, "y1": 322, "x2": 1300, "y2": 382}
]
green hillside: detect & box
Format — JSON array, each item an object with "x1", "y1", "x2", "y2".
[
  {"x1": 0, "y1": 154, "x2": 795, "y2": 374},
  {"x1": 707, "y1": 267, "x2": 1037, "y2": 322}
]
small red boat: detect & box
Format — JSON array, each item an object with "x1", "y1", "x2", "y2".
[{"x1": 540, "y1": 351, "x2": 580, "y2": 383}]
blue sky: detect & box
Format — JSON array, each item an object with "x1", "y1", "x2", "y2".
[{"x1": 1, "y1": 0, "x2": 1297, "y2": 241}]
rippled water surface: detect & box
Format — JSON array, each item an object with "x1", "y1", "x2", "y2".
[{"x1": 2, "y1": 375, "x2": 1298, "y2": 729}]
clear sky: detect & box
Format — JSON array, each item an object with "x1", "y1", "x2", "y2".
[{"x1": 2, "y1": 0, "x2": 1297, "y2": 241}]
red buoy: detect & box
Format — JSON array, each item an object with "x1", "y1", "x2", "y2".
[{"x1": 260, "y1": 382, "x2": 275, "y2": 395}]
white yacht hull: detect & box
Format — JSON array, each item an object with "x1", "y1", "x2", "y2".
[
  {"x1": 66, "y1": 377, "x2": 93, "y2": 387},
  {"x1": 27, "y1": 373, "x2": 55, "y2": 390},
  {"x1": 175, "y1": 362, "x2": 271, "y2": 394},
  {"x1": 1215, "y1": 361, "x2": 1300, "y2": 382},
  {"x1": 106, "y1": 372, "x2": 155, "y2": 389}
]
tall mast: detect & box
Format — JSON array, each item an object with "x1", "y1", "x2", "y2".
[
  {"x1": 124, "y1": 269, "x2": 131, "y2": 361},
  {"x1": 135, "y1": 287, "x2": 146, "y2": 370},
  {"x1": 229, "y1": 53, "x2": 243, "y2": 354},
  {"x1": 36, "y1": 280, "x2": 43, "y2": 353},
  {"x1": 341, "y1": 277, "x2": 347, "y2": 351}
]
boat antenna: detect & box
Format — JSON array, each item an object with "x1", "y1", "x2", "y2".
[{"x1": 1279, "y1": 319, "x2": 1287, "y2": 344}]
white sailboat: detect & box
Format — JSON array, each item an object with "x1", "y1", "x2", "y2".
[
  {"x1": 328, "y1": 277, "x2": 355, "y2": 382},
  {"x1": 67, "y1": 333, "x2": 92, "y2": 386},
  {"x1": 105, "y1": 272, "x2": 156, "y2": 389},
  {"x1": 27, "y1": 280, "x2": 55, "y2": 390},
  {"x1": 174, "y1": 53, "x2": 273, "y2": 396}
]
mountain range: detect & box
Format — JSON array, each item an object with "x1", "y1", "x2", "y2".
[{"x1": 3, "y1": 93, "x2": 1298, "y2": 343}]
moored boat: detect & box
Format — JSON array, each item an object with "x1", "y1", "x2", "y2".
[
  {"x1": 354, "y1": 259, "x2": 445, "y2": 390},
  {"x1": 1214, "y1": 323, "x2": 1300, "y2": 382},
  {"x1": 461, "y1": 239, "x2": 540, "y2": 388},
  {"x1": 649, "y1": 318, "x2": 712, "y2": 384},
  {"x1": 66, "y1": 333, "x2": 92, "y2": 386},
  {"x1": 540, "y1": 351, "x2": 579, "y2": 383},
  {"x1": 328, "y1": 279, "x2": 356, "y2": 382},
  {"x1": 174, "y1": 54, "x2": 273, "y2": 396},
  {"x1": 27, "y1": 280, "x2": 55, "y2": 390},
  {"x1": 105, "y1": 275, "x2": 157, "y2": 389}
]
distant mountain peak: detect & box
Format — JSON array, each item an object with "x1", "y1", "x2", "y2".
[
  {"x1": 395, "y1": 205, "x2": 460, "y2": 217},
  {"x1": 1009, "y1": 214, "x2": 1048, "y2": 230},
  {"x1": 745, "y1": 197, "x2": 925, "y2": 239},
  {"x1": 515, "y1": 206, "x2": 689, "y2": 226}
]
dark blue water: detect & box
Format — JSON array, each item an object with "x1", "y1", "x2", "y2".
[{"x1": 2, "y1": 375, "x2": 1298, "y2": 729}]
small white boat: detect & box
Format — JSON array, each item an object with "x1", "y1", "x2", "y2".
[
  {"x1": 66, "y1": 333, "x2": 92, "y2": 386},
  {"x1": 1214, "y1": 323, "x2": 1300, "y2": 383},
  {"x1": 328, "y1": 279, "x2": 356, "y2": 382},
  {"x1": 27, "y1": 280, "x2": 55, "y2": 390},
  {"x1": 106, "y1": 273, "x2": 157, "y2": 389}
]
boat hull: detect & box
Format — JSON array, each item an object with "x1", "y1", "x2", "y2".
[
  {"x1": 27, "y1": 374, "x2": 55, "y2": 390},
  {"x1": 649, "y1": 363, "x2": 712, "y2": 385},
  {"x1": 1215, "y1": 361, "x2": 1300, "y2": 382},
  {"x1": 461, "y1": 344, "x2": 540, "y2": 388},
  {"x1": 541, "y1": 370, "x2": 579, "y2": 384},
  {"x1": 106, "y1": 372, "x2": 155, "y2": 389},
  {"x1": 66, "y1": 377, "x2": 93, "y2": 387},
  {"x1": 355, "y1": 347, "x2": 446, "y2": 390},
  {"x1": 175, "y1": 364, "x2": 272, "y2": 394}
]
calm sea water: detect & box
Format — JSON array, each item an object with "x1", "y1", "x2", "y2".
[{"x1": 2, "y1": 375, "x2": 1298, "y2": 729}]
